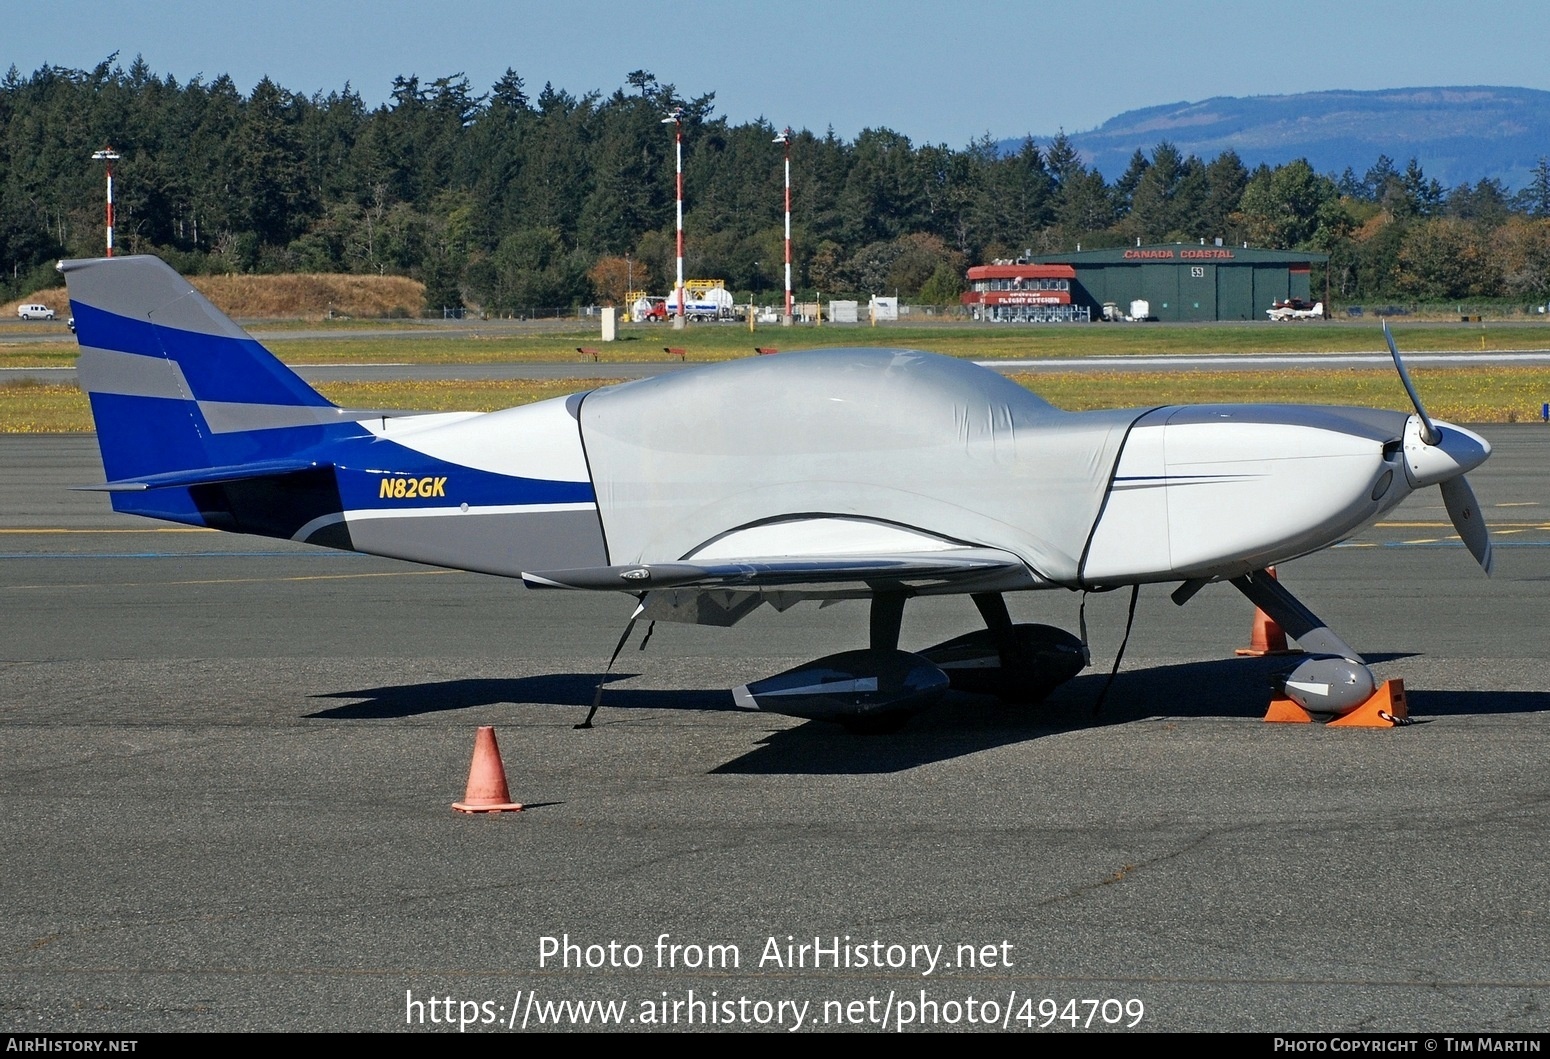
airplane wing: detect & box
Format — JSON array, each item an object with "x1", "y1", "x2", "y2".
[
  {"x1": 522, "y1": 546, "x2": 1034, "y2": 593},
  {"x1": 523, "y1": 546, "x2": 1038, "y2": 627}
]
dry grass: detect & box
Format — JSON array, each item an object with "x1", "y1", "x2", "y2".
[
  {"x1": 193, "y1": 273, "x2": 424, "y2": 318},
  {"x1": 1012, "y1": 366, "x2": 1550, "y2": 423},
  {"x1": 262, "y1": 319, "x2": 1550, "y2": 365},
  {"x1": 0, "y1": 382, "x2": 87, "y2": 433},
  {"x1": 8, "y1": 367, "x2": 1548, "y2": 433},
  {"x1": 4, "y1": 273, "x2": 424, "y2": 321}
]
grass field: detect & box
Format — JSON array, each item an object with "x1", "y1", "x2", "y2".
[
  {"x1": 5, "y1": 316, "x2": 1550, "y2": 371},
  {"x1": 5, "y1": 363, "x2": 1548, "y2": 433},
  {"x1": 5, "y1": 316, "x2": 1549, "y2": 431},
  {"x1": 1007, "y1": 367, "x2": 1550, "y2": 422},
  {"x1": 179, "y1": 318, "x2": 1550, "y2": 364}
]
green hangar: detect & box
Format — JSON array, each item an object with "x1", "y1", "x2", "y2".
[{"x1": 1029, "y1": 243, "x2": 1328, "y2": 322}]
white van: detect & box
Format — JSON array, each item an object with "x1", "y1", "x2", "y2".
[{"x1": 17, "y1": 304, "x2": 55, "y2": 321}]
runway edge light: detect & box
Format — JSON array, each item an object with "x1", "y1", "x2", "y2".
[{"x1": 452, "y1": 726, "x2": 525, "y2": 814}]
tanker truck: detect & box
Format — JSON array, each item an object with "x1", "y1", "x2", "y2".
[{"x1": 664, "y1": 279, "x2": 737, "y2": 322}]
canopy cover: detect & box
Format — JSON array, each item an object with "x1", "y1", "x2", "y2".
[{"x1": 579, "y1": 348, "x2": 1143, "y2": 584}]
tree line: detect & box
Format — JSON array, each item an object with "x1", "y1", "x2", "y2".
[{"x1": 5, "y1": 56, "x2": 1550, "y2": 312}]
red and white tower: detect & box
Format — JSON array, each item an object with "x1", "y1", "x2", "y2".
[
  {"x1": 661, "y1": 108, "x2": 685, "y2": 330},
  {"x1": 773, "y1": 128, "x2": 793, "y2": 323},
  {"x1": 92, "y1": 147, "x2": 121, "y2": 257}
]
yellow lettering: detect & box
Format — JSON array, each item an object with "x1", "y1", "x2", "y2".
[{"x1": 379, "y1": 475, "x2": 449, "y2": 500}]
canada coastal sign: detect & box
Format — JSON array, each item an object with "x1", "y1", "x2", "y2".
[{"x1": 1122, "y1": 248, "x2": 1237, "y2": 260}]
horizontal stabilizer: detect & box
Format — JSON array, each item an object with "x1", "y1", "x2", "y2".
[{"x1": 81, "y1": 457, "x2": 329, "y2": 492}]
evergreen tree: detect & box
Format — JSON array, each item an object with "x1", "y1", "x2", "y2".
[
  {"x1": 0, "y1": 57, "x2": 1541, "y2": 306},
  {"x1": 1448, "y1": 178, "x2": 1511, "y2": 227},
  {"x1": 1236, "y1": 160, "x2": 1335, "y2": 248},
  {"x1": 230, "y1": 77, "x2": 315, "y2": 256},
  {"x1": 1364, "y1": 155, "x2": 1399, "y2": 201},
  {"x1": 1045, "y1": 132, "x2": 1112, "y2": 238},
  {"x1": 1513, "y1": 157, "x2": 1550, "y2": 217},
  {"x1": 1125, "y1": 143, "x2": 1204, "y2": 242},
  {"x1": 1112, "y1": 149, "x2": 1150, "y2": 219},
  {"x1": 1402, "y1": 158, "x2": 1444, "y2": 218},
  {"x1": 993, "y1": 137, "x2": 1053, "y2": 250},
  {"x1": 1199, "y1": 151, "x2": 1247, "y2": 238},
  {"x1": 1336, "y1": 166, "x2": 1367, "y2": 200}
]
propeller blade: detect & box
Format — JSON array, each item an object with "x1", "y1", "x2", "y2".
[
  {"x1": 1385, "y1": 324, "x2": 1490, "y2": 574},
  {"x1": 1384, "y1": 321, "x2": 1440, "y2": 445},
  {"x1": 1440, "y1": 475, "x2": 1494, "y2": 575}
]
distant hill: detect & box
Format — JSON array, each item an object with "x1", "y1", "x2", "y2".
[{"x1": 1017, "y1": 87, "x2": 1550, "y2": 191}]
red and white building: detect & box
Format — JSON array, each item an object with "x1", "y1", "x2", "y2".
[{"x1": 962, "y1": 261, "x2": 1088, "y2": 322}]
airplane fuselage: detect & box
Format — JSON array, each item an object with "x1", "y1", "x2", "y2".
[{"x1": 128, "y1": 349, "x2": 1473, "y2": 602}]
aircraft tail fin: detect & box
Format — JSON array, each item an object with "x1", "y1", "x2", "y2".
[{"x1": 61, "y1": 255, "x2": 351, "y2": 525}]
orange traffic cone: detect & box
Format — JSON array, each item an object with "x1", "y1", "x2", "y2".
[
  {"x1": 1235, "y1": 566, "x2": 1299, "y2": 657},
  {"x1": 452, "y1": 726, "x2": 524, "y2": 814}
]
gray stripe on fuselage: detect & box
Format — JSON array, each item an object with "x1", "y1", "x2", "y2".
[
  {"x1": 294, "y1": 511, "x2": 347, "y2": 542},
  {"x1": 342, "y1": 508, "x2": 608, "y2": 578}
]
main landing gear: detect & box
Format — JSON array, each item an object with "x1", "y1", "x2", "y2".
[{"x1": 731, "y1": 591, "x2": 1090, "y2": 732}]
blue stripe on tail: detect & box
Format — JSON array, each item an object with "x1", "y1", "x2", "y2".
[
  {"x1": 70, "y1": 300, "x2": 331, "y2": 408},
  {"x1": 62, "y1": 255, "x2": 346, "y2": 526}
]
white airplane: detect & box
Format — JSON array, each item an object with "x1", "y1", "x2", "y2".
[
  {"x1": 1267, "y1": 299, "x2": 1325, "y2": 321},
  {"x1": 62, "y1": 256, "x2": 1492, "y2": 729}
]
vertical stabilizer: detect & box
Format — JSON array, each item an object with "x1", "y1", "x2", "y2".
[{"x1": 61, "y1": 255, "x2": 344, "y2": 523}]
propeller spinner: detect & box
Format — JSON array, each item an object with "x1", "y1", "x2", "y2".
[{"x1": 1384, "y1": 322, "x2": 1494, "y2": 574}]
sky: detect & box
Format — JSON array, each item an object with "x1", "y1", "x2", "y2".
[{"x1": 11, "y1": 0, "x2": 1550, "y2": 148}]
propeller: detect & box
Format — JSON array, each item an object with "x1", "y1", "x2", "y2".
[
  {"x1": 1440, "y1": 475, "x2": 1493, "y2": 574},
  {"x1": 1383, "y1": 321, "x2": 1494, "y2": 574}
]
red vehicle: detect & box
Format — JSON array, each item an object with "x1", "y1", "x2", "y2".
[{"x1": 631, "y1": 296, "x2": 668, "y2": 322}]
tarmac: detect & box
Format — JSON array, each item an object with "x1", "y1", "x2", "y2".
[{"x1": 2, "y1": 429, "x2": 1548, "y2": 1033}]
